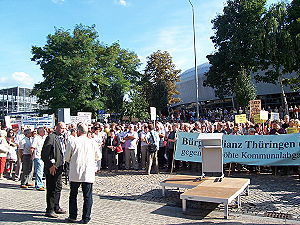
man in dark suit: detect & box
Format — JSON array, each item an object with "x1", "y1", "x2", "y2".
[{"x1": 41, "y1": 122, "x2": 67, "y2": 218}]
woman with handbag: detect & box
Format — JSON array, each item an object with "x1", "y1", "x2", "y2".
[{"x1": 105, "y1": 129, "x2": 120, "y2": 172}]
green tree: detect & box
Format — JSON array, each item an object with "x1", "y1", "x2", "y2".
[
  {"x1": 97, "y1": 43, "x2": 141, "y2": 114},
  {"x1": 32, "y1": 24, "x2": 140, "y2": 115},
  {"x1": 142, "y1": 50, "x2": 181, "y2": 114},
  {"x1": 254, "y1": 2, "x2": 295, "y2": 114},
  {"x1": 205, "y1": 0, "x2": 266, "y2": 107},
  {"x1": 122, "y1": 85, "x2": 149, "y2": 121},
  {"x1": 283, "y1": 0, "x2": 300, "y2": 89}
]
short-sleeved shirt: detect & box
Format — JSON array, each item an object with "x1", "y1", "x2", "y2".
[
  {"x1": 31, "y1": 135, "x2": 47, "y2": 159},
  {"x1": 124, "y1": 131, "x2": 138, "y2": 150},
  {"x1": 20, "y1": 137, "x2": 32, "y2": 155}
]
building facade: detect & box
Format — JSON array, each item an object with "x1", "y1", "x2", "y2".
[
  {"x1": 0, "y1": 87, "x2": 42, "y2": 118},
  {"x1": 174, "y1": 63, "x2": 300, "y2": 110}
]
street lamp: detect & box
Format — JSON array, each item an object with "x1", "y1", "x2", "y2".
[{"x1": 188, "y1": 0, "x2": 200, "y2": 120}]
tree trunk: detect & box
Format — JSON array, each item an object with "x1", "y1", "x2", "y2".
[{"x1": 278, "y1": 76, "x2": 289, "y2": 116}]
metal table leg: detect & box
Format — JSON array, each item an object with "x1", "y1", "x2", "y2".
[
  {"x1": 224, "y1": 203, "x2": 229, "y2": 219},
  {"x1": 182, "y1": 199, "x2": 187, "y2": 212},
  {"x1": 162, "y1": 186, "x2": 165, "y2": 196}
]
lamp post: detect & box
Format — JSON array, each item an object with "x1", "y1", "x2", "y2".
[{"x1": 188, "y1": 0, "x2": 200, "y2": 120}]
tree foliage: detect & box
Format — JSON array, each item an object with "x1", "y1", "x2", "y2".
[
  {"x1": 255, "y1": 2, "x2": 295, "y2": 83},
  {"x1": 283, "y1": 0, "x2": 300, "y2": 89},
  {"x1": 122, "y1": 85, "x2": 149, "y2": 121},
  {"x1": 31, "y1": 24, "x2": 140, "y2": 115},
  {"x1": 142, "y1": 50, "x2": 181, "y2": 114},
  {"x1": 205, "y1": 0, "x2": 267, "y2": 107}
]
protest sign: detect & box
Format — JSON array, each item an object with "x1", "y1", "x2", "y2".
[
  {"x1": 249, "y1": 100, "x2": 261, "y2": 118},
  {"x1": 174, "y1": 132, "x2": 300, "y2": 165},
  {"x1": 4, "y1": 116, "x2": 11, "y2": 128},
  {"x1": 286, "y1": 127, "x2": 298, "y2": 134},
  {"x1": 150, "y1": 107, "x2": 156, "y2": 121},
  {"x1": 253, "y1": 114, "x2": 265, "y2": 124},
  {"x1": 77, "y1": 112, "x2": 92, "y2": 124},
  {"x1": 260, "y1": 110, "x2": 269, "y2": 120},
  {"x1": 270, "y1": 112, "x2": 280, "y2": 121},
  {"x1": 21, "y1": 114, "x2": 55, "y2": 128},
  {"x1": 235, "y1": 114, "x2": 247, "y2": 123}
]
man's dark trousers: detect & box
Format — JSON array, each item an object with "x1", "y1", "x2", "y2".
[
  {"x1": 69, "y1": 182, "x2": 93, "y2": 223},
  {"x1": 45, "y1": 166, "x2": 63, "y2": 213}
]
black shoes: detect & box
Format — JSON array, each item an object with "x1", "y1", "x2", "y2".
[{"x1": 65, "y1": 217, "x2": 77, "y2": 223}]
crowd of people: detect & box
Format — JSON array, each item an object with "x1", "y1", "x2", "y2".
[
  {"x1": 1, "y1": 112, "x2": 299, "y2": 181},
  {"x1": 0, "y1": 110, "x2": 300, "y2": 222}
]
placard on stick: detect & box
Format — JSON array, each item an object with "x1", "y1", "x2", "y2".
[
  {"x1": 260, "y1": 110, "x2": 268, "y2": 121},
  {"x1": 253, "y1": 114, "x2": 265, "y2": 124},
  {"x1": 249, "y1": 100, "x2": 261, "y2": 118},
  {"x1": 235, "y1": 114, "x2": 247, "y2": 124},
  {"x1": 270, "y1": 112, "x2": 279, "y2": 121}
]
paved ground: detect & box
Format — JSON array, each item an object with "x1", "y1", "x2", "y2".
[{"x1": 1, "y1": 170, "x2": 300, "y2": 224}]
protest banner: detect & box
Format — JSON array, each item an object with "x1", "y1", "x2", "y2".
[
  {"x1": 174, "y1": 132, "x2": 300, "y2": 166},
  {"x1": 77, "y1": 112, "x2": 92, "y2": 124},
  {"x1": 249, "y1": 100, "x2": 261, "y2": 118},
  {"x1": 235, "y1": 114, "x2": 247, "y2": 123},
  {"x1": 70, "y1": 112, "x2": 92, "y2": 124},
  {"x1": 21, "y1": 114, "x2": 55, "y2": 128}
]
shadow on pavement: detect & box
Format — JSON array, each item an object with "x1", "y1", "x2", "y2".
[
  {"x1": 0, "y1": 208, "x2": 69, "y2": 223},
  {"x1": 0, "y1": 182, "x2": 24, "y2": 190},
  {"x1": 150, "y1": 204, "x2": 217, "y2": 221}
]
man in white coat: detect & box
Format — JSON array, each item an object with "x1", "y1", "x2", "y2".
[{"x1": 64, "y1": 123, "x2": 101, "y2": 224}]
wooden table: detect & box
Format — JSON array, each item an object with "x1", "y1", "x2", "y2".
[{"x1": 160, "y1": 175, "x2": 250, "y2": 219}]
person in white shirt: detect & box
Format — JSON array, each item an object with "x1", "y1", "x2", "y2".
[
  {"x1": 65, "y1": 123, "x2": 101, "y2": 224},
  {"x1": 124, "y1": 124, "x2": 138, "y2": 170},
  {"x1": 31, "y1": 127, "x2": 47, "y2": 191},
  {"x1": 93, "y1": 127, "x2": 103, "y2": 173},
  {"x1": 19, "y1": 129, "x2": 33, "y2": 188},
  {"x1": 13, "y1": 126, "x2": 25, "y2": 181}
]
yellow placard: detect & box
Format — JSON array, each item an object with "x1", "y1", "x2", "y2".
[
  {"x1": 253, "y1": 114, "x2": 265, "y2": 123},
  {"x1": 235, "y1": 114, "x2": 247, "y2": 123},
  {"x1": 286, "y1": 127, "x2": 298, "y2": 134}
]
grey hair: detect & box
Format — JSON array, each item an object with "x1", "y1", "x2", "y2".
[
  {"x1": 37, "y1": 127, "x2": 45, "y2": 135},
  {"x1": 77, "y1": 123, "x2": 88, "y2": 134},
  {"x1": 24, "y1": 129, "x2": 32, "y2": 135}
]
